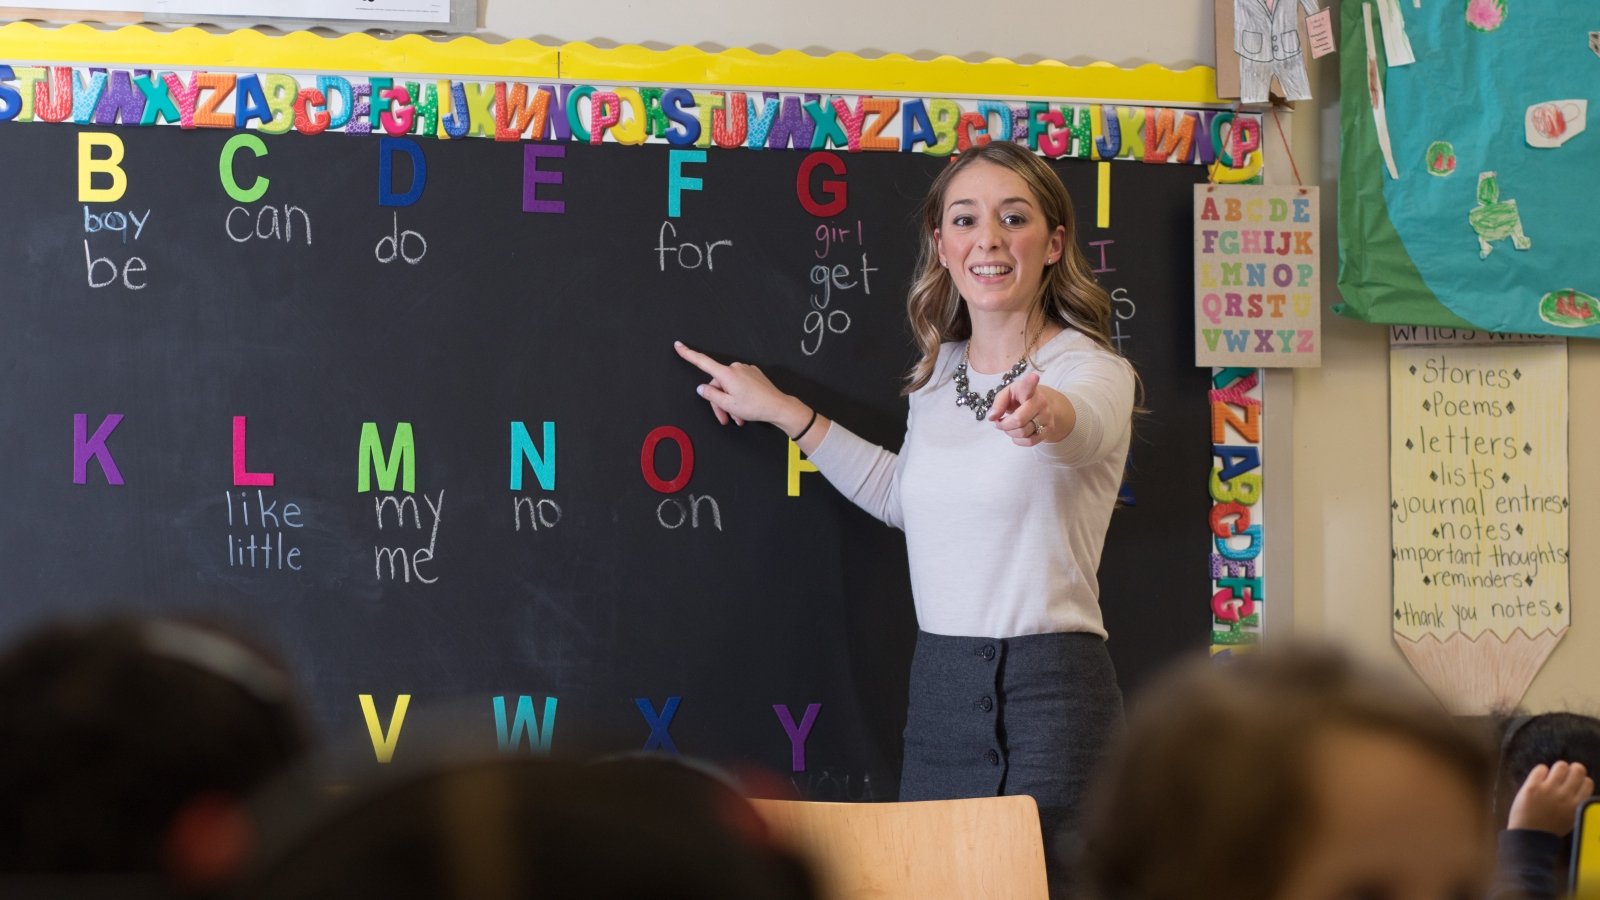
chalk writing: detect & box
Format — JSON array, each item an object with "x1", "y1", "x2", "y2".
[
  {"x1": 225, "y1": 204, "x2": 312, "y2": 245},
  {"x1": 800, "y1": 219, "x2": 875, "y2": 356},
  {"x1": 224, "y1": 489, "x2": 305, "y2": 571},
  {"x1": 374, "y1": 212, "x2": 426, "y2": 264},
  {"x1": 654, "y1": 220, "x2": 732, "y2": 271},
  {"x1": 372, "y1": 489, "x2": 444, "y2": 583}
]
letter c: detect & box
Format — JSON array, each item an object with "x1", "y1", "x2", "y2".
[{"x1": 219, "y1": 133, "x2": 270, "y2": 203}]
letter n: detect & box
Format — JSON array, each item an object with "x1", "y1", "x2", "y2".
[
  {"x1": 510, "y1": 421, "x2": 555, "y2": 490},
  {"x1": 358, "y1": 422, "x2": 415, "y2": 493},
  {"x1": 73, "y1": 413, "x2": 124, "y2": 485}
]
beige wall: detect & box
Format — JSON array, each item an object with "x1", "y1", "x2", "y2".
[{"x1": 478, "y1": 0, "x2": 1215, "y2": 66}]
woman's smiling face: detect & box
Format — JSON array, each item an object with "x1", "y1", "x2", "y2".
[{"x1": 935, "y1": 160, "x2": 1066, "y2": 321}]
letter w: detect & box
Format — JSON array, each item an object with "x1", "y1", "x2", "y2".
[{"x1": 494, "y1": 695, "x2": 558, "y2": 754}]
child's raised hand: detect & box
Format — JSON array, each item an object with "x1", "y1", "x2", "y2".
[{"x1": 1508, "y1": 761, "x2": 1594, "y2": 836}]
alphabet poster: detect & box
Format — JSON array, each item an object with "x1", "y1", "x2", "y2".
[{"x1": 1195, "y1": 184, "x2": 1321, "y2": 367}]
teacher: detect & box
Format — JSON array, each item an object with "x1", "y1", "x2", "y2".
[{"x1": 675, "y1": 140, "x2": 1134, "y2": 891}]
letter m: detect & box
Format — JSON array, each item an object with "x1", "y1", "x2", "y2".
[{"x1": 358, "y1": 422, "x2": 415, "y2": 493}]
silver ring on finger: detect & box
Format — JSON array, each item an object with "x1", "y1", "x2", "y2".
[{"x1": 1029, "y1": 417, "x2": 1043, "y2": 437}]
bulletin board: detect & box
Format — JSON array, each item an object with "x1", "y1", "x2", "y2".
[
  {"x1": 1337, "y1": 3, "x2": 1600, "y2": 336},
  {"x1": 0, "y1": 24, "x2": 1260, "y2": 794}
]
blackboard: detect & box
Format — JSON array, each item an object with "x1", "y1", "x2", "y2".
[{"x1": 0, "y1": 65, "x2": 1219, "y2": 798}]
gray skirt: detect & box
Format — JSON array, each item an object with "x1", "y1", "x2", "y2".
[{"x1": 900, "y1": 630, "x2": 1122, "y2": 894}]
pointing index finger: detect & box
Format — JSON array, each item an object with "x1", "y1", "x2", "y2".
[{"x1": 674, "y1": 340, "x2": 728, "y2": 376}]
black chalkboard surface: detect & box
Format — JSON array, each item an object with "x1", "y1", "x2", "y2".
[{"x1": 0, "y1": 121, "x2": 1210, "y2": 796}]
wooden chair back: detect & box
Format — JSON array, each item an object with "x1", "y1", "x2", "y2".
[{"x1": 750, "y1": 795, "x2": 1049, "y2": 899}]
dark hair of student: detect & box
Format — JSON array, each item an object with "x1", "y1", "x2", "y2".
[
  {"x1": 0, "y1": 615, "x2": 309, "y2": 874},
  {"x1": 237, "y1": 753, "x2": 817, "y2": 900},
  {"x1": 1077, "y1": 645, "x2": 1494, "y2": 900},
  {"x1": 1494, "y1": 711, "x2": 1600, "y2": 826}
]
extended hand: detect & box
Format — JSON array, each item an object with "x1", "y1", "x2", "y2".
[
  {"x1": 673, "y1": 341, "x2": 810, "y2": 434},
  {"x1": 987, "y1": 373, "x2": 1057, "y2": 447},
  {"x1": 1509, "y1": 761, "x2": 1594, "y2": 836}
]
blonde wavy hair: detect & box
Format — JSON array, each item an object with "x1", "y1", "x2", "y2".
[{"x1": 904, "y1": 141, "x2": 1120, "y2": 395}]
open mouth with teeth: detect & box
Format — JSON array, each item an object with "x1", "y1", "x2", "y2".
[{"x1": 970, "y1": 264, "x2": 1013, "y2": 277}]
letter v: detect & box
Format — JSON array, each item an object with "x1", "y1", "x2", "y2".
[{"x1": 360, "y1": 693, "x2": 411, "y2": 763}]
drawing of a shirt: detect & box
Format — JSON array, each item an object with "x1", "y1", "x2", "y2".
[
  {"x1": 1235, "y1": 0, "x2": 1319, "y2": 62},
  {"x1": 1235, "y1": 0, "x2": 1320, "y2": 102}
]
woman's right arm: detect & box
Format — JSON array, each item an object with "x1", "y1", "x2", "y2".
[
  {"x1": 804, "y1": 422, "x2": 905, "y2": 529},
  {"x1": 675, "y1": 341, "x2": 904, "y2": 528},
  {"x1": 674, "y1": 341, "x2": 831, "y2": 447}
]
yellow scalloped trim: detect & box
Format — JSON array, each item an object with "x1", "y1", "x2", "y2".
[
  {"x1": 559, "y1": 43, "x2": 1221, "y2": 104},
  {"x1": 0, "y1": 23, "x2": 1218, "y2": 104},
  {"x1": 0, "y1": 22, "x2": 559, "y2": 78}
]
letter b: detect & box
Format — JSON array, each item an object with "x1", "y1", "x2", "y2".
[{"x1": 78, "y1": 133, "x2": 127, "y2": 202}]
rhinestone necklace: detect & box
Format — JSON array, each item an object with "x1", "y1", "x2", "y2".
[{"x1": 952, "y1": 345, "x2": 1028, "y2": 421}]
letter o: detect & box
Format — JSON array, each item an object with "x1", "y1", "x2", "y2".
[
  {"x1": 641, "y1": 425, "x2": 695, "y2": 493},
  {"x1": 656, "y1": 498, "x2": 688, "y2": 528}
]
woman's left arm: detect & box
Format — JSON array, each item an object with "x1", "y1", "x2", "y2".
[{"x1": 988, "y1": 354, "x2": 1135, "y2": 466}]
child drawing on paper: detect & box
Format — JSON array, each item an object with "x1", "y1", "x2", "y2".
[
  {"x1": 1466, "y1": 0, "x2": 1508, "y2": 32},
  {"x1": 1469, "y1": 171, "x2": 1533, "y2": 258},
  {"x1": 1235, "y1": 0, "x2": 1321, "y2": 103}
]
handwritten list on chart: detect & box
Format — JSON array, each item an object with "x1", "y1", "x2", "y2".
[{"x1": 1389, "y1": 330, "x2": 1570, "y2": 641}]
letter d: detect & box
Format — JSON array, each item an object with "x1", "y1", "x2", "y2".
[
  {"x1": 78, "y1": 133, "x2": 127, "y2": 202},
  {"x1": 378, "y1": 136, "x2": 427, "y2": 207}
]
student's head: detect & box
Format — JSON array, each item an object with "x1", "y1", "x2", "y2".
[
  {"x1": 905, "y1": 140, "x2": 1115, "y2": 391},
  {"x1": 1079, "y1": 645, "x2": 1495, "y2": 900},
  {"x1": 238, "y1": 753, "x2": 816, "y2": 900},
  {"x1": 0, "y1": 615, "x2": 309, "y2": 887},
  {"x1": 1496, "y1": 711, "x2": 1600, "y2": 825}
]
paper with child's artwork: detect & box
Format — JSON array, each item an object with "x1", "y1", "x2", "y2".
[
  {"x1": 1389, "y1": 330, "x2": 1568, "y2": 713},
  {"x1": 1337, "y1": 4, "x2": 1600, "y2": 339},
  {"x1": 1231, "y1": 0, "x2": 1321, "y2": 103},
  {"x1": 1374, "y1": 0, "x2": 1416, "y2": 65},
  {"x1": 1195, "y1": 185, "x2": 1321, "y2": 367}
]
